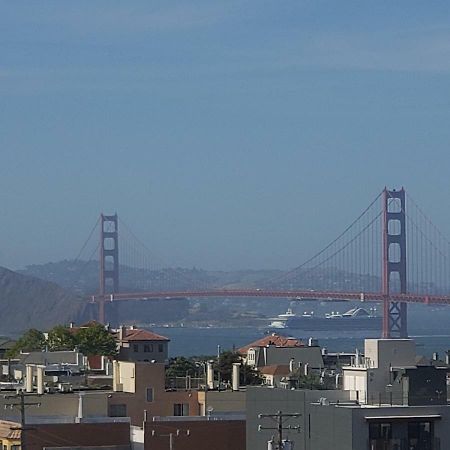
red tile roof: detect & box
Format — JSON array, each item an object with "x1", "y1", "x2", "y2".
[
  {"x1": 238, "y1": 334, "x2": 303, "y2": 355},
  {"x1": 260, "y1": 364, "x2": 291, "y2": 376},
  {"x1": 120, "y1": 329, "x2": 170, "y2": 342}
]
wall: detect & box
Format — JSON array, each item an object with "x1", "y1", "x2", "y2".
[
  {"x1": 109, "y1": 362, "x2": 200, "y2": 425},
  {"x1": 0, "y1": 391, "x2": 109, "y2": 423},
  {"x1": 197, "y1": 390, "x2": 246, "y2": 416},
  {"x1": 119, "y1": 341, "x2": 168, "y2": 364},
  {"x1": 351, "y1": 404, "x2": 450, "y2": 449},
  {"x1": 308, "y1": 404, "x2": 353, "y2": 450},
  {"x1": 26, "y1": 422, "x2": 130, "y2": 450},
  {"x1": 364, "y1": 339, "x2": 416, "y2": 369},
  {"x1": 144, "y1": 420, "x2": 245, "y2": 450},
  {"x1": 246, "y1": 386, "x2": 350, "y2": 450}
]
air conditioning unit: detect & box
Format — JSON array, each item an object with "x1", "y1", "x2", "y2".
[{"x1": 58, "y1": 383, "x2": 73, "y2": 393}]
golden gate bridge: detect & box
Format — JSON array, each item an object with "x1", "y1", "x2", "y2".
[{"x1": 74, "y1": 188, "x2": 450, "y2": 339}]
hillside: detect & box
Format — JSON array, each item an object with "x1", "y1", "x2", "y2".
[{"x1": 0, "y1": 266, "x2": 86, "y2": 336}]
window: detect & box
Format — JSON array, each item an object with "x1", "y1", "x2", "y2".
[
  {"x1": 144, "y1": 344, "x2": 153, "y2": 352},
  {"x1": 158, "y1": 343, "x2": 164, "y2": 353},
  {"x1": 408, "y1": 421, "x2": 433, "y2": 446},
  {"x1": 133, "y1": 344, "x2": 139, "y2": 352},
  {"x1": 173, "y1": 403, "x2": 190, "y2": 416},
  {"x1": 109, "y1": 403, "x2": 127, "y2": 417},
  {"x1": 11, "y1": 445, "x2": 20, "y2": 450},
  {"x1": 146, "y1": 387, "x2": 154, "y2": 402},
  {"x1": 369, "y1": 422, "x2": 392, "y2": 440}
]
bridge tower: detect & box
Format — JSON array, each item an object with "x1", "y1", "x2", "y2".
[
  {"x1": 382, "y1": 188, "x2": 407, "y2": 338},
  {"x1": 99, "y1": 213, "x2": 119, "y2": 323}
]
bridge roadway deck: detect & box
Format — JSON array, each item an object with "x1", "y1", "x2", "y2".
[{"x1": 91, "y1": 289, "x2": 450, "y2": 305}]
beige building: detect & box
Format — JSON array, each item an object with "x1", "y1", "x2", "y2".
[
  {"x1": 109, "y1": 361, "x2": 201, "y2": 425},
  {"x1": 0, "y1": 421, "x2": 21, "y2": 450}
]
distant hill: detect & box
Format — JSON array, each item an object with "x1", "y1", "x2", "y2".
[
  {"x1": 0, "y1": 266, "x2": 86, "y2": 336},
  {"x1": 19, "y1": 259, "x2": 380, "y2": 294},
  {"x1": 19, "y1": 260, "x2": 284, "y2": 294}
]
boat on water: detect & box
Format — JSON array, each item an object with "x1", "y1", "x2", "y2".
[{"x1": 267, "y1": 307, "x2": 381, "y2": 331}]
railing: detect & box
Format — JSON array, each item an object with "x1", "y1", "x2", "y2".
[
  {"x1": 165, "y1": 376, "x2": 205, "y2": 391},
  {"x1": 365, "y1": 392, "x2": 446, "y2": 406},
  {"x1": 369, "y1": 437, "x2": 440, "y2": 450}
]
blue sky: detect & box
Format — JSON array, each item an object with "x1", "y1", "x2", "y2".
[{"x1": 1, "y1": 1, "x2": 450, "y2": 270}]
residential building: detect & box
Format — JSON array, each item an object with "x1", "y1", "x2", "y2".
[
  {"x1": 259, "y1": 364, "x2": 291, "y2": 387},
  {"x1": 115, "y1": 326, "x2": 170, "y2": 364},
  {"x1": 238, "y1": 333, "x2": 323, "y2": 372},
  {"x1": 247, "y1": 338, "x2": 450, "y2": 449},
  {"x1": 109, "y1": 361, "x2": 201, "y2": 425},
  {"x1": 132, "y1": 416, "x2": 245, "y2": 450},
  {"x1": 0, "y1": 421, "x2": 20, "y2": 450}
]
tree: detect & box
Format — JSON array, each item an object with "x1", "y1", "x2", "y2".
[
  {"x1": 76, "y1": 324, "x2": 117, "y2": 357},
  {"x1": 217, "y1": 351, "x2": 262, "y2": 386},
  {"x1": 47, "y1": 325, "x2": 76, "y2": 351},
  {"x1": 293, "y1": 372, "x2": 324, "y2": 390},
  {"x1": 166, "y1": 357, "x2": 198, "y2": 378},
  {"x1": 6, "y1": 329, "x2": 46, "y2": 357}
]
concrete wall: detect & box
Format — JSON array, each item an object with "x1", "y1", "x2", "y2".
[
  {"x1": 0, "y1": 391, "x2": 109, "y2": 423},
  {"x1": 246, "y1": 387, "x2": 350, "y2": 450},
  {"x1": 197, "y1": 390, "x2": 246, "y2": 416},
  {"x1": 309, "y1": 404, "x2": 353, "y2": 450},
  {"x1": 364, "y1": 339, "x2": 416, "y2": 369}
]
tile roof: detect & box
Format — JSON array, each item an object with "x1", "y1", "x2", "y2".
[
  {"x1": 238, "y1": 334, "x2": 303, "y2": 355},
  {"x1": 120, "y1": 329, "x2": 170, "y2": 342},
  {"x1": 260, "y1": 364, "x2": 291, "y2": 376},
  {"x1": 0, "y1": 420, "x2": 21, "y2": 440}
]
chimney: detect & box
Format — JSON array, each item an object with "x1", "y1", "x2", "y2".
[
  {"x1": 207, "y1": 361, "x2": 214, "y2": 390},
  {"x1": 77, "y1": 391, "x2": 85, "y2": 422},
  {"x1": 289, "y1": 358, "x2": 295, "y2": 373},
  {"x1": 113, "y1": 360, "x2": 121, "y2": 392},
  {"x1": 69, "y1": 322, "x2": 75, "y2": 329},
  {"x1": 36, "y1": 366, "x2": 44, "y2": 395},
  {"x1": 232, "y1": 363, "x2": 240, "y2": 391},
  {"x1": 432, "y1": 352, "x2": 439, "y2": 361},
  {"x1": 119, "y1": 325, "x2": 127, "y2": 341},
  {"x1": 304, "y1": 363, "x2": 309, "y2": 377},
  {"x1": 308, "y1": 337, "x2": 318, "y2": 347},
  {"x1": 25, "y1": 365, "x2": 33, "y2": 393},
  {"x1": 446, "y1": 351, "x2": 450, "y2": 365}
]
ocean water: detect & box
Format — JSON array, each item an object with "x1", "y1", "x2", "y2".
[
  {"x1": 152, "y1": 326, "x2": 450, "y2": 358},
  {"x1": 149, "y1": 302, "x2": 450, "y2": 357}
]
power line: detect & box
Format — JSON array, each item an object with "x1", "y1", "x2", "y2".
[{"x1": 258, "y1": 410, "x2": 301, "y2": 450}]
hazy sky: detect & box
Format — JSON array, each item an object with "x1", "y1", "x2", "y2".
[{"x1": 2, "y1": 1, "x2": 450, "y2": 270}]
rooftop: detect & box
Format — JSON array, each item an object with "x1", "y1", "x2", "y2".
[
  {"x1": 238, "y1": 334, "x2": 303, "y2": 355},
  {"x1": 117, "y1": 328, "x2": 170, "y2": 342},
  {"x1": 0, "y1": 420, "x2": 21, "y2": 440},
  {"x1": 259, "y1": 364, "x2": 291, "y2": 376}
]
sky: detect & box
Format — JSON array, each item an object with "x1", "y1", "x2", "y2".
[{"x1": 2, "y1": 1, "x2": 450, "y2": 271}]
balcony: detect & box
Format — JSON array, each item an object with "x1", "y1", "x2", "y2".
[{"x1": 369, "y1": 437, "x2": 440, "y2": 450}]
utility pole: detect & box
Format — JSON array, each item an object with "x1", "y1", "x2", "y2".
[
  {"x1": 151, "y1": 428, "x2": 190, "y2": 450},
  {"x1": 5, "y1": 391, "x2": 41, "y2": 450},
  {"x1": 258, "y1": 410, "x2": 301, "y2": 450}
]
